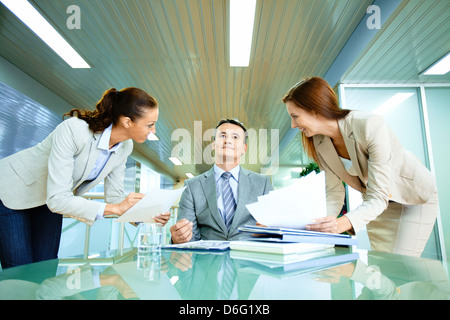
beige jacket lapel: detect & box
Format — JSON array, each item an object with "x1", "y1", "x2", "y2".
[
  {"x1": 315, "y1": 131, "x2": 365, "y2": 193},
  {"x1": 338, "y1": 118, "x2": 364, "y2": 179}
]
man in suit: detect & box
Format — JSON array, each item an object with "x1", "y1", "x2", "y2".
[{"x1": 170, "y1": 119, "x2": 273, "y2": 243}]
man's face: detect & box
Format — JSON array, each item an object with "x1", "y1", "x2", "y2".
[{"x1": 213, "y1": 123, "x2": 247, "y2": 165}]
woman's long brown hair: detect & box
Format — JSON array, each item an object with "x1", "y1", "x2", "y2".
[
  {"x1": 282, "y1": 77, "x2": 350, "y2": 165},
  {"x1": 64, "y1": 87, "x2": 158, "y2": 132}
]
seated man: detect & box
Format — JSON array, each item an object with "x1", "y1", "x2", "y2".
[{"x1": 170, "y1": 119, "x2": 273, "y2": 243}]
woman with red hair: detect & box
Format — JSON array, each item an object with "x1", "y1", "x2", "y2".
[{"x1": 283, "y1": 77, "x2": 438, "y2": 257}]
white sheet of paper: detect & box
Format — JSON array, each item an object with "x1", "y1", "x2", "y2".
[
  {"x1": 116, "y1": 187, "x2": 186, "y2": 222},
  {"x1": 246, "y1": 171, "x2": 326, "y2": 229}
]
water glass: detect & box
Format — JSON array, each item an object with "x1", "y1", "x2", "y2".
[
  {"x1": 137, "y1": 251, "x2": 161, "y2": 281},
  {"x1": 138, "y1": 223, "x2": 162, "y2": 253}
]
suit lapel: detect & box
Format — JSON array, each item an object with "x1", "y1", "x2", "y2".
[
  {"x1": 88, "y1": 151, "x2": 119, "y2": 186},
  {"x1": 338, "y1": 118, "x2": 364, "y2": 179},
  {"x1": 316, "y1": 133, "x2": 364, "y2": 193},
  {"x1": 200, "y1": 168, "x2": 228, "y2": 235},
  {"x1": 75, "y1": 132, "x2": 101, "y2": 189},
  {"x1": 316, "y1": 135, "x2": 348, "y2": 179}
]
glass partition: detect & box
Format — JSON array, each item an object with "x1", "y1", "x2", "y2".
[
  {"x1": 423, "y1": 87, "x2": 450, "y2": 268},
  {"x1": 342, "y1": 86, "x2": 426, "y2": 163}
]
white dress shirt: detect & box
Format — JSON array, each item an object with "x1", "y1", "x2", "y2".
[{"x1": 87, "y1": 124, "x2": 123, "y2": 219}]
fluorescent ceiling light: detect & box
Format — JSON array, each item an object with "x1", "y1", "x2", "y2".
[
  {"x1": 147, "y1": 133, "x2": 159, "y2": 141},
  {"x1": 1, "y1": 0, "x2": 90, "y2": 68},
  {"x1": 169, "y1": 157, "x2": 183, "y2": 166},
  {"x1": 169, "y1": 276, "x2": 179, "y2": 285},
  {"x1": 372, "y1": 93, "x2": 415, "y2": 115},
  {"x1": 423, "y1": 52, "x2": 450, "y2": 75},
  {"x1": 185, "y1": 173, "x2": 194, "y2": 179},
  {"x1": 229, "y1": 0, "x2": 257, "y2": 67}
]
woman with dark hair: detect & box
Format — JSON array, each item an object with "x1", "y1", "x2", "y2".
[
  {"x1": 282, "y1": 77, "x2": 438, "y2": 257},
  {"x1": 0, "y1": 87, "x2": 169, "y2": 268}
]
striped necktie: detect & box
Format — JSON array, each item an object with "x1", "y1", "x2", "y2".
[{"x1": 221, "y1": 172, "x2": 236, "y2": 229}]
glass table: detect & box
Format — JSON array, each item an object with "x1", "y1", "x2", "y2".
[{"x1": 0, "y1": 246, "x2": 449, "y2": 300}]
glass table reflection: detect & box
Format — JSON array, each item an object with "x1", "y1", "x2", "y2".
[{"x1": 0, "y1": 246, "x2": 449, "y2": 300}]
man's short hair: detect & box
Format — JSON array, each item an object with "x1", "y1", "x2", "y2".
[{"x1": 214, "y1": 118, "x2": 248, "y2": 143}]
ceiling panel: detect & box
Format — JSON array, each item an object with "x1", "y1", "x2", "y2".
[
  {"x1": 4, "y1": 0, "x2": 447, "y2": 181},
  {"x1": 341, "y1": 0, "x2": 450, "y2": 84}
]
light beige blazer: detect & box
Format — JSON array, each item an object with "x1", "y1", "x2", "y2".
[
  {"x1": 0, "y1": 117, "x2": 133, "y2": 225},
  {"x1": 313, "y1": 111, "x2": 436, "y2": 234}
]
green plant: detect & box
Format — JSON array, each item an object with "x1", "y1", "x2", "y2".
[{"x1": 299, "y1": 162, "x2": 320, "y2": 177}]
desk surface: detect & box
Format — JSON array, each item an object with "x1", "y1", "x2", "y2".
[{"x1": 0, "y1": 246, "x2": 449, "y2": 300}]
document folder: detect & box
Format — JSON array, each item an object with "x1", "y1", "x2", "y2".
[{"x1": 238, "y1": 225, "x2": 358, "y2": 246}]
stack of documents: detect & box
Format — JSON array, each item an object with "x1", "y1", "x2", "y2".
[
  {"x1": 231, "y1": 248, "x2": 359, "y2": 275},
  {"x1": 238, "y1": 225, "x2": 358, "y2": 246},
  {"x1": 116, "y1": 187, "x2": 186, "y2": 223},
  {"x1": 246, "y1": 171, "x2": 326, "y2": 229},
  {"x1": 230, "y1": 240, "x2": 332, "y2": 255}
]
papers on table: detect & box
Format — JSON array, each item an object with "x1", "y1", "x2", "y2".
[
  {"x1": 246, "y1": 171, "x2": 327, "y2": 229},
  {"x1": 163, "y1": 240, "x2": 230, "y2": 251},
  {"x1": 230, "y1": 240, "x2": 332, "y2": 255},
  {"x1": 116, "y1": 187, "x2": 186, "y2": 223},
  {"x1": 238, "y1": 225, "x2": 358, "y2": 246},
  {"x1": 231, "y1": 247, "x2": 359, "y2": 275}
]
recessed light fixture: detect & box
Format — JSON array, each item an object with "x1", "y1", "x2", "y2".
[
  {"x1": 229, "y1": 0, "x2": 257, "y2": 67},
  {"x1": 185, "y1": 173, "x2": 194, "y2": 179},
  {"x1": 372, "y1": 93, "x2": 415, "y2": 115},
  {"x1": 0, "y1": 0, "x2": 90, "y2": 69},
  {"x1": 423, "y1": 52, "x2": 450, "y2": 75},
  {"x1": 147, "y1": 133, "x2": 159, "y2": 141},
  {"x1": 169, "y1": 157, "x2": 183, "y2": 166}
]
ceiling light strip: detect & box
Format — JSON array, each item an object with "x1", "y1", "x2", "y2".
[
  {"x1": 229, "y1": 0, "x2": 257, "y2": 67},
  {"x1": 1, "y1": 0, "x2": 90, "y2": 68},
  {"x1": 169, "y1": 157, "x2": 183, "y2": 166},
  {"x1": 423, "y1": 52, "x2": 450, "y2": 75}
]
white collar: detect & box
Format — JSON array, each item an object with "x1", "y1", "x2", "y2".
[
  {"x1": 98, "y1": 124, "x2": 122, "y2": 153},
  {"x1": 213, "y1": 164, "x2": 240, "y2": 182}
]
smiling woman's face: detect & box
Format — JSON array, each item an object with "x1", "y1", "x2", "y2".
[{"x1": 285, "y1": 101, "x2": 322, "y2": 138}]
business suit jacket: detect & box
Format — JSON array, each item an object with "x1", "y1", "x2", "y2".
[
  {"x1": 314, "y1": 111, "x2": 436, "y2": 234},
  {"x1": 178, "y1": 166, "x2": 273, "y2": 241},
  {"x1": 0, "y1": 117, "x2": 133, "y2": 225}
]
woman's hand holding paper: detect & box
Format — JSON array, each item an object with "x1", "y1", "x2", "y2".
[{"x1": 306, "y1": 215, "x2": 352, "y2": 234}]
